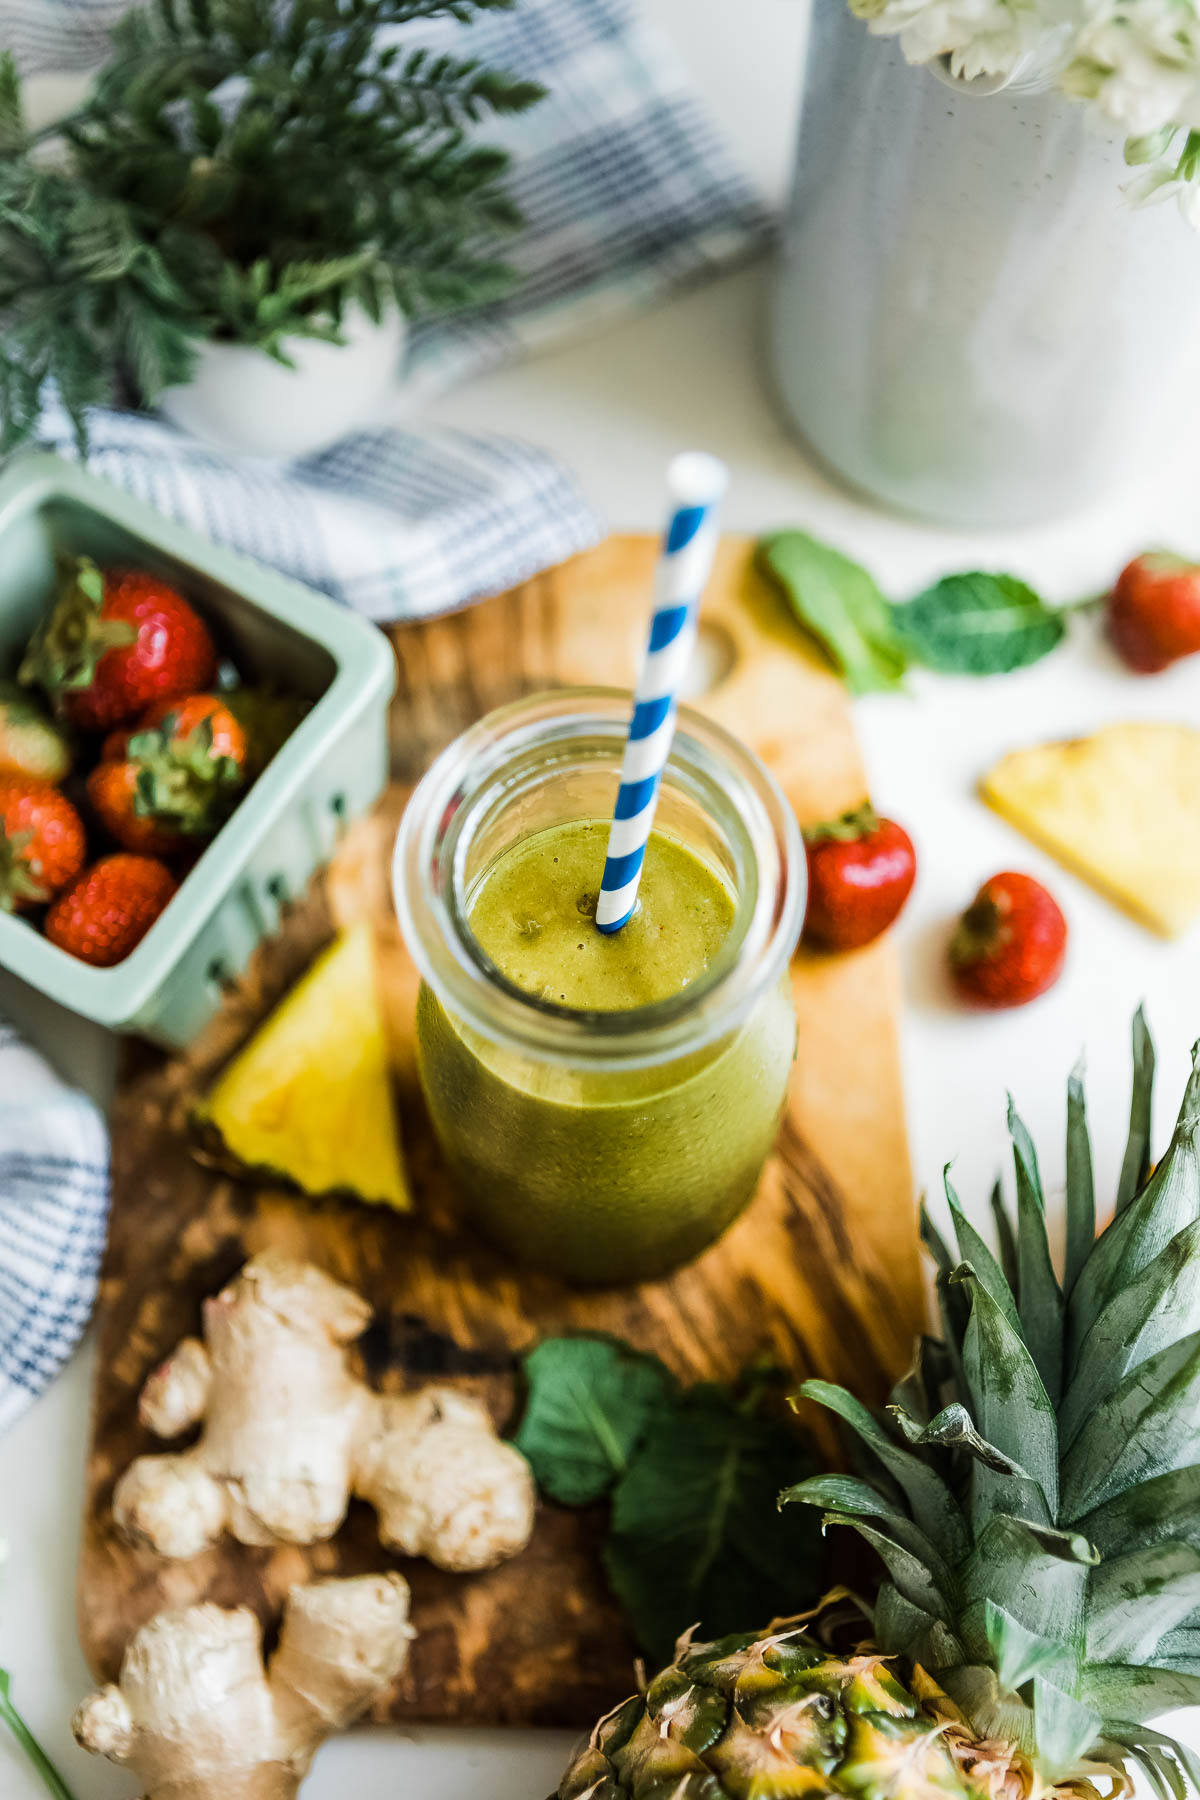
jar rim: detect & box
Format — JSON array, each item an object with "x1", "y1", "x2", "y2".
[{"x1": 392, "y1": 688, "x2": 805, "y2": 1069}]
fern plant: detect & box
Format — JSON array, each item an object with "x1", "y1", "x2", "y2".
[{"x1": 0, "y1": 0, "x2": 544, "y2": 454}]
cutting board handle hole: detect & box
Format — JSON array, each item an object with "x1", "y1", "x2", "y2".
[{"x1": 682, "y1": 621, "x2": 737, "y2": 699}]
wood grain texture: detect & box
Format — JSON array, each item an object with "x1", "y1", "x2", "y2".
[{"x1": 77, "y1": 536, "x2": 924, "y2": 1728}]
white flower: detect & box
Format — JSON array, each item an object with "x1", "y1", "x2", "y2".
[
  {"x1": 847, "y1": 0, "x2": 1200, "y2": 229},
  {"x1": 1066, "y1": 0, "x2": 1200, "y2": 132}
]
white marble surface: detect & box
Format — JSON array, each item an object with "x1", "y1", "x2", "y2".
[{"x1": 3, "y1": 0, "x2": 1200, "y2": 1792}]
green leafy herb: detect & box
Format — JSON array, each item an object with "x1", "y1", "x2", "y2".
[
  {"x1": 605, "y1": 1379, "x2": 822, "y2": 1664},
  {"x1": 0, "y1": 0, "x2": 545, "y2": 454},
  {"x1": 0, "y1": 1670, "x2": 77, "y2": 1800},
  {"x1": 514, "y1": 1339, "x2": 822, "y2": 1661},
  {"x1": 513, "y1": 1335, "x2": 676, "y2": 1506},
  {"x1": 889, "y1": 572, "x2": 1067, "y2": 675},
  {"x1": 756, "y1": 531, "x2": 908, "y2": 695}
]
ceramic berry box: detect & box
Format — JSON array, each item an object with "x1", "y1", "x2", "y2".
[{"x1": 0, "y1": 455, "x2": 395, "y2": 1046}]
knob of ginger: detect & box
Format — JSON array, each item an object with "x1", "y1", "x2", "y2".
[
  {"x1": 113, "y1": 1252, "x2": 535, "y2": 1572},
  {"x1": 73, "y1": 1574, "x2": 413, "y2": 1800}
]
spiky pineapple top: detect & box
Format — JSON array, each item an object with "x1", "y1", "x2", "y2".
[{"x1": 558, "y1": 1014, "x2": 1200, "y2": 1800}]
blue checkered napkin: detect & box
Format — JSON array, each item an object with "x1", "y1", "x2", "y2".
[
  {"x1": 36, "y1": 403, "x2": 605, "y2": 622},
  {"x1": 4, "y1": 0, "x2": 769, "y2": 622},
  {"x1": 0, "y1": 1017, "x2": 110, "y2": 1433}
]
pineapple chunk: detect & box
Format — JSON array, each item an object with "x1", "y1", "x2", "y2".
[
  {"x1": 200, "y1": 922, "x2": 410, "y2": 1209},
  {"x1": 981, "y1": 720, "x2": 1200, "y2": 937}
]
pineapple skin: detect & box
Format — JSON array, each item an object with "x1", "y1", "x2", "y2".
[
  {"x1": 558, "y1": 1624, "x2": 986, "y2": 1800},
  {"x1": 557, "y1": 1016, "x2": 1200, "y2": 1800}
]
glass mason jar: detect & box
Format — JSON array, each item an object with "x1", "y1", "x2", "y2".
[
  {"x1": 769, "y1": 0, "x2": 1200, "y2": 526},
  {"x1": 393, "y1": 690, "x2": 804, "y2": 1287}
]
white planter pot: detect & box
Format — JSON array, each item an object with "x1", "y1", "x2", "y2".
[
  {"x1": 159, "y1": 303, "x2": 407, "y2": 460},
  {"x1": 770, "y1": 0, "x2": 1200, "y2": 527}
]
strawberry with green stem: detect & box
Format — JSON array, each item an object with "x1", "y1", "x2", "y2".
[
  {"x1": 802, "y1": 803, "x2": 916, "y2": 951},
  {"x1": 0, "y1": 776, "x2": 86, "y2": 911},
  {"x1": 20, "y1": 555, "x2": 216, "y2": 732},
  {"x1": 88, "y1": 694, "x2": 246, "y2": 855}
]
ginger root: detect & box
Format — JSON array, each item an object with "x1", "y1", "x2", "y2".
[
  {"x1": 114, "y1": 1253, "x2": 535, "y2": 1572},
  {"x1": 73, "y1": 1573, "x2": 412, "y2": 1800}
]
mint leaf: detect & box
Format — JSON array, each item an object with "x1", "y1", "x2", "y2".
[
  {"x1": 514, "y1": 1336, "x2": 676, "y2": 1507},
  {"x1": 603, "y1": 1381, "x2": 822, "y2": 1664},
  {"x1": 890, "y1": 573, "x2": 1066, "y2": 674},
  {"x1": 756, "y1": 531, "x2": 907, "y2": 695}
]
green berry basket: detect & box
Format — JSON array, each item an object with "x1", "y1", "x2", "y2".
[{"x1": 0, "y1": 455, "x2": 395, "y2": 1047}]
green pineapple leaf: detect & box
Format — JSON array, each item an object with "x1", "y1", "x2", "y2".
[
  {"x1": 781, "y1": 1474, "x2": 957, "y2": 1597},
  {"x1": 1082, "y1": 1665, "x2": 1200, "y2": 1723},
  {"x1": 1061, "y1": 1330, "x2": 1200, "y2": 1519},
  {"x1": 1032, "y1": 1679, "x2": 1103, "y2": 1783},
  {"x1": 1068, "y1": 1042, "x2": 1200, "y2": 1358},
  {"x1": 1060, "y1": 1217, "x2": 1200, "y2": 1452},
  {"x1": 944, "y1": 1170, "x2": 1020, "y2": 1334},
  {"x1": 1076, "y1": 1463, "x2": 1200, "y2": 1559},
  {"x1": 984, "y1": 1599, "x2": 1073, "y2": 1691},
  {"x1": 821, "y1": 1514, "x2": 953, "y2": 1622},
  {"x1": 794, "y1": 1380, "x2": 969, "y2": 1562},
  {"x1": 1065, "y1": 1053, "x2": 1096, "y2": 1297},
  {"x1": 1085, "y1": 1541, "x2": 1200, "y2": 1664},
  {"x1": 961, "y1": 1515, "x2": 1095, "y2": 1667},
  {"x1": 873, "y1": 1584, "x2": 966, "y2": 1670},
  {"x1": 958, "y1": 1270, "x2": 1058, "y2": 1524},
  {"x1": 0, "y1": 52, "x2": 24, "y2": 153},
  {"x1": 1009, "y1": 1099, "x2": 1064, "y2": 1405},
  {"x1": 1104, "y1": 1726, "x2": 1200, "y2": 1800},
  {"x1": 1117, "y1": 1005, "x2": 1156, "y2": 1213},
  {"x1": 895, "y1": 1401, "x2": 1030, "y2": 1477},
  {"x1": 990, "y1": 1178, "x2": 1019, "y2": 1297},
  {"x1": 513, "y1": 1336, "x2": 676, "y2": 1508}
]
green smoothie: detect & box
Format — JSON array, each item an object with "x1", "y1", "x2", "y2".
[{"x1": 416, "y1": 819, "x2": 796, "y2": 1284}]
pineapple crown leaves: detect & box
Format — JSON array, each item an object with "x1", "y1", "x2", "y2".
[
  {"x1": 784, "y1": 1010, "x2": 1200, "y2": 1795},
  {"x1": 0, "y1": 0, "x2": 545, "y2": 453}
]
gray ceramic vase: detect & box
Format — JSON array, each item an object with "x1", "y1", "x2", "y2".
[{"x1": 770, "y1": 0, "x2": 1200, "y2": 526}]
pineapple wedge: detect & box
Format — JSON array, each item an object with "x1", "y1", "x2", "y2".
[
  {"x1": 981, "y1": 719, "x2": 1200, "y2": 936},
  {"x1": 199, "y1": 922, "x2": 410, "y2": 1210}
]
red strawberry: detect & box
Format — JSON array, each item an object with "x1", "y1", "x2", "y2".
[
  {"x1": 0, "y1": 684, "x2": 72, "y2": 783},
  {"x1": 1107, "y1": 552, "x2": 1200, "y2": 673},
  {"x1": 45, "y1": 855, "x2": 177, "y2": 966},
  {"x1": 93, "y1": 692, "x2": 247, "y2": 853},
  {"x1": 86, "y1": 762, "x2": 185, "y2": 858},
  {"x1": 949, "y1": 871, "x2": 1067, "y2": 1008},
  {"x1": 0, "y1": 776, "x2": 86, "y2": 912},
  {"x1": 20, "y1": 555, "x2": 216, "y2": 732},
  {"x1": 802, "y1": 804, "x2": 916, "y2": 951}
]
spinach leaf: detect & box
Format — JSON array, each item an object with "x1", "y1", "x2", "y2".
[
  {"x1": 603, "y1": 1381, "x2": 821, "y2": 1663},
  {"x1": 756, "y1": 530, "x2": 908, "y2": 695},
  {"x1": 513, "y1": 1335, "x2": 676, "y2": 1507},
  {"x1": 891, "y1": 572, "x2": 1066, "y2": 674}
]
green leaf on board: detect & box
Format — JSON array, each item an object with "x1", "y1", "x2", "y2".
[
  {"x1": 604, "y1": 1380, "x2": 822, "y2": 1664},
  {"x1": 890, "y1": 572, "x2": 1066, "y2": 675},
  {"x1": 756, "y1": 531, "x2": 908, "y2": 695},
  {"x1": 513, "y1": 1335, "x2": 676, "y2": 1507}
]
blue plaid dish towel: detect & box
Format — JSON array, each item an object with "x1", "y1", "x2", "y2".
[
  {"x1": 6, "y1": 0, "x2": 770, "y2": 622},
  {"x1": 0, "y1": 1016, "x2": 110, "y2": 1432}
]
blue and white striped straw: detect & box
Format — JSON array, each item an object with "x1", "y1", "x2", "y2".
[{"x1": 595, "y1": 451, "x2": 728, "y2": 934}]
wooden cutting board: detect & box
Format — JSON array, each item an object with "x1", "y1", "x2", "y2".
[{"x1": 76, "y1": 536, "x2": 924, "y2": 1728}]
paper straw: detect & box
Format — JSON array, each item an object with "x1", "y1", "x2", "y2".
[{"x1": 594, "y1": 451, "x2": 728, "y2": 934}]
